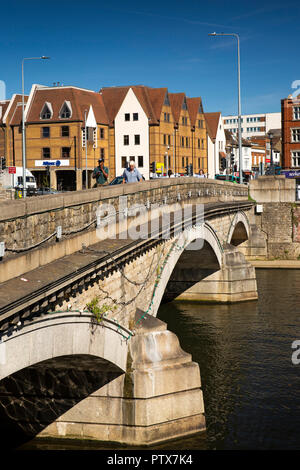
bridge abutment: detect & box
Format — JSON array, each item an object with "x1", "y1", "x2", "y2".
[
  {"x1": 39, "y1": 313, "x2": 205, "y2": 446},
  {"x1": 165, "y1": 245, "x2": 258, "y2": 303}
]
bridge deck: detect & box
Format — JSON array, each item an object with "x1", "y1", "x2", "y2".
[{"x1": 0, "y1": 201, "x2": 253, "y2": 326}]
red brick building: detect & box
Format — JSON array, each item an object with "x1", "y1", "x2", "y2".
[{"x1": 281, "y1": 95, "x2": 300, "y2": 169}]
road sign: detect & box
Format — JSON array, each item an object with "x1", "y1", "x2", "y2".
[
  {"x1": 156, "y1": 162, "x2": 164, "y2": 173},
  {"x1": 8, "y1": 166, "x2": 16, "y2": 174}
]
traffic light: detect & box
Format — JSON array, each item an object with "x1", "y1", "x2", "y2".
[
  {"x1": 189, "y1": 163, "x2": 193, "y2": 176},
  {"x1": 185, "y1": 165, "x2": 189, "y2": 176},
  {"x1": 1, "y1": 156, "x2": 6, "y2": 170},
  {"x1": 230, "y1": 153, "x2": 235, "y2": 165},
  {"x1": 150, "y1": 161, "x2": 156, "y2": 173},
  {"x1": 220, "y1": 157, "x2": 226, "y2": 171}
]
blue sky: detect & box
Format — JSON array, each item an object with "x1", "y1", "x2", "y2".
[{"x1": 1, "y1": 0, "x2": 299, "y2": 115}]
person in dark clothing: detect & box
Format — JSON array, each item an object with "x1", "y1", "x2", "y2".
[{"x1": 92, "y1": 159, "x2": 109, "y2": 187}]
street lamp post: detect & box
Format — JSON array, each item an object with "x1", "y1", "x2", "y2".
[
  {"x1": 268, "y1": 131, "x2": 274, "y2": 175},
  {"x1": 208, "y1": 32, "x2": 243, "y2": 184},
  {"x1": 22, "y1": 56, "x2": 50, "y2": 198},
  {"x1": 84, "y1": 109, "x2": 88, "y2": 189}
]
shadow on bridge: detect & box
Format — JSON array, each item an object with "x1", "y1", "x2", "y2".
[
  {"x1": 163, "y1": 239, "x2": 221, "y2": 303},
  {"x1": 0, "y1": 354, "x2": 123, "y2": 449}
]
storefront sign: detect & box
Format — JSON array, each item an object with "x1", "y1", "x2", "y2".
[
  {"x1": 282, "y1": 170, "x2": 300, "y2": 178},
  {"x1": 35, "y1": 160, "x2": 70, "y2": 167}
]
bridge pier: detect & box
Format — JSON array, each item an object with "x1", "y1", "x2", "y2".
[
  {"x1": 165, "y1": 245, "x2": 258, "y2": 303},
  {"x1": 39, "y1": 313, "x2": 205, "y2": 446}
]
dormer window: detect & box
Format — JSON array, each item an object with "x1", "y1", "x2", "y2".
[
  {"x1": 182, "y1": 98, "x2": 187, "y2": 110},
  {"x1": 40, "y1": 102, "x2": 53, "y2": 120},
  {"x1": 59, "y1": 101, "x2": 72, "y2": 119}
]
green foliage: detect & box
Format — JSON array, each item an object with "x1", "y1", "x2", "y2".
[{"x1": 86, "y1": 297, "x2": 115, "y2": 324}]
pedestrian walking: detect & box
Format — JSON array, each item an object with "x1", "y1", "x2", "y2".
[{"x1": 122, "y1": 161, "x2": 142, "y2": 183}]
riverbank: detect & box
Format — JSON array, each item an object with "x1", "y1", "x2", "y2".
[{"x1": 251, "y1": 259, "x2": 300, "y2": 269}]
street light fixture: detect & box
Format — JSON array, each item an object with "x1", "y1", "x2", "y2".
[
  {"x1": 267, "y1": 130, "x2": 274, "y2": 175},
  {"x1": 22, "y1": 56, "x2": 50, "y2": 198},
  {"x1": 208, "y1": 32, "x2": 243, "y2": 184}
]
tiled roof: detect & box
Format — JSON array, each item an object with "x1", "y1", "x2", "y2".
[
  {"x1": 204, "y1": 112, "x2": 221, "y2": 140},
  {"x1": 147, "y1": 87, "x2": 168, "y2": 121},
  {"x1": 2, "y1": 95, "x2": 28, "y2": 126},
  {"x1": 26, "y1": 86, "x2": 108, "y2": 124},
  {"x1": 0, "y1": 100, "x2": 10, "y2": 125},
  {"x1": 100, "y1": 85, "x2": 163, "y2": 125},
  {"x1": 186, "y1": 97, "x2": 203, "y2": 126},
  {"x1": 169, "y1": 93, "x2": 185, "y2": 124}
]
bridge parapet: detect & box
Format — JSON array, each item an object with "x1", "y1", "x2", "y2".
[{"x1": 0, "y1": 178, "x2": 247, "y2": 254}]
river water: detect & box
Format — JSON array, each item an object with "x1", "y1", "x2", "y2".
[{"x1": 21, "y1": 269, "x2": 300, "y2": 450}]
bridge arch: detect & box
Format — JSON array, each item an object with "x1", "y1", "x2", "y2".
[
  {"x1": 149, "y1": 223, "x2": 223, "y2": 317},
  {"x1": 0, "y1": 313, "x2": 128, "y2": 447},
  {"x1": 0, "y1": 312, "x2": 128, "y2": 381},
  {"x1": 227, "y1": 211, "x2": 250, "y2": 246}
]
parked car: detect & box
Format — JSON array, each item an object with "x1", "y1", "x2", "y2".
[
  {"x1": 109, "y1": 176, "x2": 123, "y2": 185},
  {"x1": 36, "y1": 187, "x2": 61, "y2": 195}
]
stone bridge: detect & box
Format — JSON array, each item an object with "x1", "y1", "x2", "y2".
[{"x1": 0, "y1": 178, "x2": 266, "y2": 447}]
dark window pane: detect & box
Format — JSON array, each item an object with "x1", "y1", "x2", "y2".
[{"x1": 138, "y1": 155, "x2": 143, "y2": 167}]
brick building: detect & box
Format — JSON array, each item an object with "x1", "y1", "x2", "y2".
[{"x1": 281, "y1": 95, "x2": 300, "y2": 170}]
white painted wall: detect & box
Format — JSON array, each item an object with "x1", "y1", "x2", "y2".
[
  {"x1": 207, "y1": 134, "x2": 215, "y2": 178},
  {"x1": 114, "y1": 88, "x2": 149, "y2": 179}
]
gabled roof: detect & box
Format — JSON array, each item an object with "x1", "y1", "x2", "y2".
[
  {"x1": 100, "y1": 85, "x2": 160, "y2": 126},
  {"x1": 147, "y1": 87, "x2": 168, "y2": 121},
  {"x1": 25, "y1": 86, "x2": 108, "y2": 124},
  {"x1": 168, "y1": 93, "x2": 186, "y2": 124},
  {"x1": 2, "y1": 95, "x2": 28, "y2": 126},
  {"x1": 204, "y1": 112, "x2": 221, "y2": 140},
  {"x1": 0, "y1": 100, "x2": 10, "y2": 125},
  {"x1": 186, "y1": 97, "x2": 204, "y2": 126}
]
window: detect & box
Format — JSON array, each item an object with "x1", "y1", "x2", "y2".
[
  {"x1": 61, "y1": 147, "x2": 70, "y2": 158},
  {"x1": 121, "y1": 156, "x2": 127, "y2": 168},
  {"x1": 164, "y1": 112, "x2": 170, "y2": 122},
  {"x1": 61, "y1": 126, "x2": 69, "y2": 137},
  {"x1": 182, "y1": 157, "x2": 184, "y2": 167},
  {"x1": 291, "y1": 151, "x2": 300, "y2": 167},
  {"x1": 133, "y1": 113, "x2": 138, "y2": 121},
  {"x1": 198, "y1": 138, "x2": 200, "y2": 149},
  {"x1": 134, "y1": 134, "x2": 140, "y2": 145},
  {"x1": 129, "y1": 156, "x2": 135, "y2": 162},
  {"x1": 40, "y1": 103, "x2": 52, "y2": 120},
  {"x1": 292, "y1": 128, "x2": 300, "y2": 142},
  {"x1": 125, "y1": 113, "x2": 130, "y2": 121},
  {"x1": 138, "y1": 155, "x2": 143, "y2": 167},
  {"x1": 59, "y1": 102, "x2": 72, "y2": 119},
  {"x1": 124, "y1": 135, "x2": 129, "y2": 145},
  {"x1": 294, "y1": 107, "x2": 300, "y2": 120},
  {"x1": 198, "y1": 158, "x2": 200, "y2": 168},
  {"x1": 182, "y1": 117, "x2": 185, "y2": 125},
  {"x1": 42, "y1": 147, "x2": 51, "y2": 158},
  {"x1": 186, "y1": 137, "x2": 189, "y2": 148},
  {"x1": 100, "y1": 128, "x2": 105, "y2": 139},
  {"x1": 186, "y1": 157, "x2": 188, "y2": 165},
  {"x1": 202, "y1": 139, "x2": 204, "y2": 149},
  {"x1": 181, "y1": 137, "x2": 184, "y2": 147},
  {"x1": 100, "y1": 148, "x2": 105, "y2": 158},
  {"x1": 42, "y1": 127, "x2": 50, "y2": 138},
  {"x1": 163, "y1": 134, "x2": 166, "y2": 145},
  {"x1": 168, "y1": 135, "x2": 171, "y2": 146}
]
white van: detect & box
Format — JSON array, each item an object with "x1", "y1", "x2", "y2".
[{"x1": 2, "y1": 167, "x2": 37, "y2": 190}]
